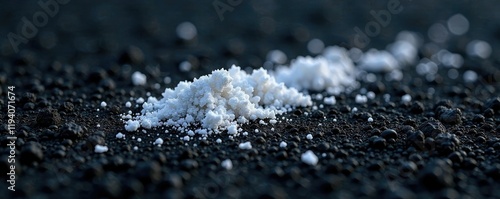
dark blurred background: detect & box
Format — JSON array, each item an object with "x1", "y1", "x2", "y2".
[{"x1": 0, "y1": 0, "x2": 499, "y2": 78}]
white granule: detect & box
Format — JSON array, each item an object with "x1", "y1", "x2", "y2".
[
  {"x1": 136, "y1": 97, "x2": 145, "y2": 104},
  {"x1": 306, "y1": 134, "x2": 313, "y2": 140},
  {"x1": 279, "y1": 141, "x2": 287, "y2": 148},
  {"x1": 133, "y1": 146, "x2": 138, "y2": 151},
  {"x1": 238, "y1": 142, "x2": 252, "y2": 150},
  {"x1": 242, "y1": 132, "x2": 248, "y2": 136},
  {"x1": 221, "y1": 159, "x2": 233, "y2": 170},
  {"x1": 323, "y1": 96, "x2": 336, "y2": 105},
  {"x1": 154, "y1": 138, "x2": 163, "y2": 145},
  {"x1": 267, "y1": 50, "x2": 288, "y2": 64},
  {"x1": 359, "y1": 49, "x2": 399, "y2": 73},
  {"x1": 94, "y1": 145, "x2": 108, "y2": 153},
  {"x1": 124, "y1": 66, "x2": 311, "y2": 133},
  {"x1": 366, "y1": 91, "x2": 376, "y2": 100},
  {"x1": 401, "y1": 94, "x2": 412, "y2": 103},
  {"x1": 368, "y1": 117, "x2": 374, "y2": 122},
  {"x1": 301, "y1": 150, "x2": 318, "y2": 166},
  {"x1": 274, "y1": 46, "x2": 358, "y2": 93},
  {"x1": 269, "y1": 119, "x2": 277, "y2": 124},
  {"x1": 137, "y1": 138, "x2": 142, "y2": 142},
  {"x1": 355, "y1": 94, "x2": 368, "y2": 104},
  {"x1": 216, "y1": 138, "x2": 222, "y2": 144},
  {"x1": 176, "y1": 22, "x2": 197, "y2": 40},
  {"x1": 125, "y1": 120, "x2": 140, "y2": 132},
  {"x1": 183, "y1": 136, "x2": 190, "y2": 141},
  {"x1": 227, "y1": 125, "x2": 237, "y2": 135},
  {"x1": 179, "y1": 61, "x2": 192, "y2": 72},
  {"x1": 466, "y1": 40, "x2": 491, "y2": 59},
  {"x1": 116, "y1": 132, "x2": 125, "y2": 139},
  {"x1": 100, "y1": 101, "x2": 107, "y2": 107},
  {"x1": 352, "y1": 107, "x2": 358, "y2": 113},
  {"x1": 125, "y1": 101, "x2": 132, "y2": 108},
  {"x1": 132, "y1": 71, "x2": 147, "y2": 86}
]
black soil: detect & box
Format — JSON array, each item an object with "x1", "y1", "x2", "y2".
[{"x1": 1, "y1": 1, "x2": 500, "y2": 198}]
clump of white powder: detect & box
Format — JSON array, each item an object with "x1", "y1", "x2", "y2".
[
  {"x1": 274, "y1": 46, "x2": 358, "y2": 94},
  {"x1": 301, "y1": 150, "x2": 318, "y2": 166},
  {"x1": 132, "y1": 71, "x2": 147, "y2": 86},
  {"x1": 124, "y1": 65, "x2": 312, "y2": 134}
]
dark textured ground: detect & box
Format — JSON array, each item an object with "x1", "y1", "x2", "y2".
[{"x1": 1, "y1": 1, "x2": 500, "y2": 198}]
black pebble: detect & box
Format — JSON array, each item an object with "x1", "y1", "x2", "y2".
[
  {"x1": 381, "y1": 129, "x2": 398, "y2": 140},
  {"x1": 438, "y1": 108, "x2": 462, "y2": 125},
  {"x1": 36, "y1": 108, "x2": 62, "y2": 127},
  {"x1": 59, "y1": 122, "x2": 85, "y2": 140},
  {"x1": 419, "y1": 119, "x2": 446, "y2": 138},
  {"x1": 419, "y1": 159, "x2": 454, "y2": 190},
  {"x1": 20, "y1": 142, "x2": 44, "y2": 164}
]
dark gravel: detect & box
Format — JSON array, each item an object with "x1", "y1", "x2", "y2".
[{"x1": 1, "y1": 0, "x2": 500, "y2": 199}]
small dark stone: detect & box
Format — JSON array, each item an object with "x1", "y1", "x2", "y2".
[
  {"x1": 370, "y1": 136, "x2": 386, "y2": 149},
  {"x1": 462, "y1": 158, "x2": 478, "y2": 169},
  {"x1": 485, "y1": 97, "x2": 500, "y2": 113},
  {"x1": 438, "y1": 108, "x2": 462, "y2": 124},
  {"x1": 36, "y1": 108, "x2": 62, "y2": 127},
  {"x1": 472, "y1": 114, "x2": 485, "y2": 123},
  {"x1": 119, "y1": 45, "x2": 144, "y2": 65},
  {"x1": 410, "y1": 101, "x2": 425, "y2": 114},
  {"x1": 419, "y1": 119, "x2": 446, "y2": 138},
  {"x1": 160, "y1": 174, "x2": 184, "y2": 189},
  {"x1": 367, "y1": 81, "x2": 385, "y2": 94},
  {"x1": 435, "y1": 133, "x2": 460, "y2": 155},
  {"x1": 135, "y1": 161, "x2": 162, "y2": 183},
  {"x1": 23, "y1": 102, "x2": 35, "y2": 110},
  {"x1": 312, "y1": 110, "x2": 325, "y2": 119},
  {"x1": 419, "y1": 159, "x2": 454, "y2": 190},
  {"x1": 181, "y1": 159, "x2": 199, "y2": 170},
  {"x1": 381, "y1": 129, "x2": 398, "y2": 139},
  {"x1": 483, "y1": 108, "x2": 494, "y2": 118},
  {"x1": 447, "y1": 151, "x2": 463, "y2": 163},
  {"x1": 59, "y1": 122, "x2": 85, "y2": 140},
  {"x1": 317, "y1": 142, "x2": 330, "y2": 152},
  {"x1": 20, "y1": 142, "x2": 44, "y2": 164}
]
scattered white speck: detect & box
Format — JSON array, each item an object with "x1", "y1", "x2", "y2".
[
  {"x1": 307, "y1": 38, "x2": 325, "y2": 54},
  {"x1": 269, "y1": 119, "x2": 277, "y2": 124},
  {"x1": 132, "y1": 71, "x2": 147, "y2": 86},
  {"x1": 301, "y1": 150, "x2": 318, "y2": 166},
  {"x1": 154, "y1": 138, "x2": 163, "y2": 145},
  {"x1": 466, "y1": 40, "x2": 492, "y2": 59},
  {"x1": 100, "y1": 101, "x2": 107, "y2": 107},
  {"x1": 125, "y1": 120, "x2": 140, "y2": 132},
  {"x1": 242, "y1": 132, "x2": 248, "y2": 136},
  {"x1": 366, "y1": 91, "x2": 376, "y2": 99},
  {"x1": 368, "y1": 117, "x2": 374, "y2": 122},
  {"x1": 94, "y1": 145, "x2": 108, "y2": 153},
  {"x1": 116, "y1": 132, "x2": 125, "y2": 139},
  {"x1": 359, "y1": 49, "x2": 399, "y2": 73},
  {"x1": 183, "y1": 136, "x2": 190, "y2": 141},
  {"x1": 179, "y1": 61, "x2": 192, "y2": 72},
  {"x1": 267, "y1": 50, "x2": 287, "y2": 64},
  {"x1": 136, "y1": 97, "x2": 145, "y2": 104},
  {"x1": 239, "y1": 142, "x2": 252, "y2": 150},
  {"x1": 401, "y1": 94, "x2": 412, "y2": 103},
  {"x1": 133, "y1": 146, "x2": 138, "y2": 151},
  {"x1": 221, "y1": 159, "x2": 233, "y2": 170},
  {"x1": 137, "y1": 138, "x2": 142, "y2": 142},
  {"x1": 125, "y1": 101, "x2": 132, "y2": 108},
  {"x1": 323, "y1": 96, "x2": 336, "y2": 105},
  {"x1": 355, "y1": 94, "x2": 368, "y2": 104},
  {"x1": 333, "y1": 118, "x2": 337, "y2": 122},
  {"x1": 96, "y1": 124, "x2": 100, "y2": 128},
  {"x1": 306, "y1": 134, "x2": 313, "y2": 140},
  {"x1": 463, "y1": 70, "x2": 478, "y2": 83},
  {"x1": 176, "y1": 22, "x2": 197, "y2": 40},
  {"x1": 280, "y1": 141, "x2": 287, "y2": 148},
  {"x1": 447, "y1": 14, "x2": 469, "y2": 36},
  {"x1": 352, "y1": 107, "x2": 358, "y2": 113},
  {"x1": 216, "y1": 138, "x2": 222, "y2": 144}
]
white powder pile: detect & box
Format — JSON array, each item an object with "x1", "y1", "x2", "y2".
[
  {"x1": 274, "y1": 46, "x2": 358, "y2": 94},
  {"x1": 123, "y1": 65, "x2": 312, "y2": 134}
]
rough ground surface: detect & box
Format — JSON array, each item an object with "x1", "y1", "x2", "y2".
[{"x1": 1, "y1": 1, "x2": 500, "y2": 198}]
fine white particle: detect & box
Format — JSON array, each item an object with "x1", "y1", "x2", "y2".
[
  {"x1": 132, "y1": 71, "x2": 147, "y2": 86},
  {"x1": 352, "y1": 107, "x2": 358, "y2": 113},
  {"x1": 368, "y1": 117, "x2": 374, "y2": 122},
  {"x1": 366, "y1": 91, "x2": 376, "y2": 100},
  {"x1": 301, "y1": 150, "x2": 318, "y2": 166},
  {"x1": 239, "y1": 142, "x2": 252, "y2": 150},
  {"x1": 401, "y1": 94, "x2": 412, "y2": 103},
  {"x1": 116, "y1": 132, "x2": 125, "y2": 139},
  {"x1": 216, "y1": 138, "x2": 222, "y2": 144},
  {"x1": 306, "y1": 134, "x2": 313, "y2": 140},
  {"x1": 125, "y1": 101, "x2": 132, "y2": 108},
  {"x1": 176, "y1": 22, "x2": 197, "y2": 40},
  {"x1": 359, "y1": 50, "x2": 399, "y2": 73},
  {"x1": 221, "y1": 159, "x2": 233, "y2": 170},
  {"x1": 133, "y1": 146, "x2": 138, "y2": 151},
  {"x1": 100, "y1": 101, "x2": 107, "y2": 107},
  {"x1": 94, "y1": 145, "x2": 108, "y2": 153},
  {"x1": 154, "y1": 138, "x2": 163, "y2": 145},
  {"x1": 136, "y1": 97, "x2": 145, "y2": 104},
  {"x1": 323, "y1": 96, "x2": 336, "y2": 105},
  {"x1": 124, "y1": 120, "x2": 140, "y2": 132},
  {"x1": 137, "y1": 138, "x2": 142, "y2": 142},
  {"x1": 279, "y1": 141, "x2": 287, "y2": 148},
  {"x1": 447, "y1": 14, "x2": 469, "y2": 36},
  {"x1": 466, "y1": 40, "x2": 492, "y2": 59},
  {"x1": 179, "y1": 61, "x2": 192, "y2": 72},
  {"x1": 355, "y1": 94, "x2": 368, "y2": 104},
  {"x1": 242, "y1": 132, "x2": 248, "y2": 136},
  {"x1": 183, "y1": 136, "x2": 190, "y2": 141},
  {"x1": 463, "y1": 70, "x2": 478, "y2": 83}
]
